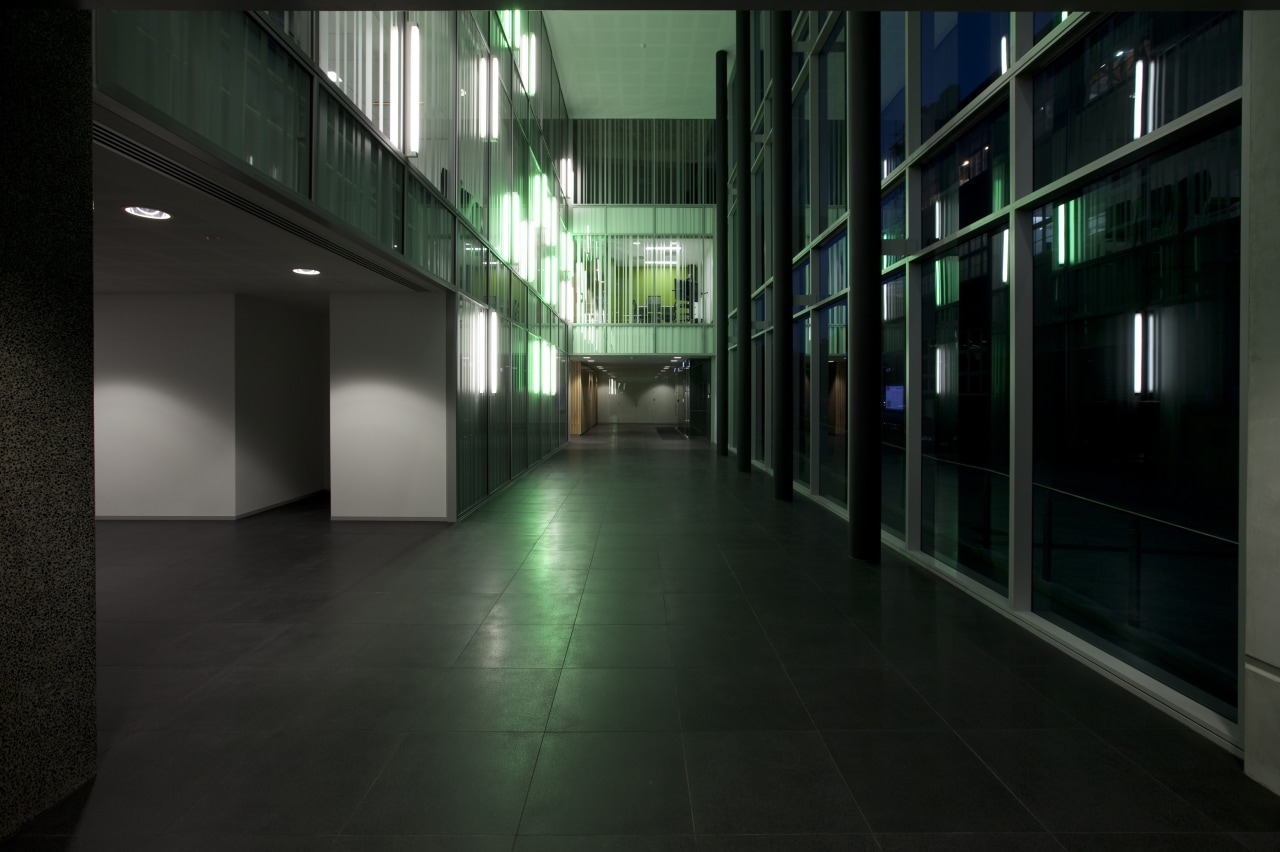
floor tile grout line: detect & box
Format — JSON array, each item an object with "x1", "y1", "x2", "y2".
[
  {"x1": 709, "y1": 532, "x2": 883, "y2": 843},
  {"x1": 328, "y1": 728, "x2": 414, "y2": 840}
]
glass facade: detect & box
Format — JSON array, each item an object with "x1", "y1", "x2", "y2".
[
  {"x1": 1032, "y1": 125, "x2": 1241, "y2": 715},
  {"x1": 922, "y1": 231, "x2": 1011, "y2": 592},
  {"x1": 726, "y1": 10, "x2": 1244, "y2": 724}
]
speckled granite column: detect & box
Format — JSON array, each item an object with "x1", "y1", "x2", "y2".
[{"x1": 0, "y1": 11, "x2": 96, "y2": 838}]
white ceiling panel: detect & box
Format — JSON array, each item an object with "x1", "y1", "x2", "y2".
[{"x1": 542, "y1": 11, "x2": 736, "y2": 119}]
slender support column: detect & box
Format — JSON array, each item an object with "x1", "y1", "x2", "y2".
[
  {"x1": 715, "y1": 49, "x2": 729, "y2": 456},
  {"x1": 1244, "y1": 9, "x2": 1280, "y2": 797},
  {"x1": 847, "y1": 11, "x2": 881, "y2": 560},
  {"x1": 1008, "y1": 72, "x2": 1036, "y2": 610},
  {"x1": 771, "y1": 10, "x2": 793, "y2": 500},
  {"x1": 735, "y1": 11, "x2": 752, "y2": 472}
]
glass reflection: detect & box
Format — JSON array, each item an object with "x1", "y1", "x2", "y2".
[
  {"x1": 922, "y1": 231, "x2": 1010, "y2": 590},
  {"x1": 1032, "y1": 126, "x2": 1241, "y2": 716},
  {"x1": 819, "y1": 298, "x2": 848, "y2": 507},
  {"x1": 882, "y1": 272, "x2": 906, "y2": 536}
]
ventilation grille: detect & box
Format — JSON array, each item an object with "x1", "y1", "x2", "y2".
[{"x1": 93, "y1": 122, "x2": 429, "y2": 293}]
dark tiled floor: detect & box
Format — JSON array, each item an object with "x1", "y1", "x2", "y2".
[{"x1": 8, "y1": 424, "x2": 1280, "y2": 851}]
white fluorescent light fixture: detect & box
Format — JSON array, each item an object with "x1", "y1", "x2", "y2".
[
  {"x1": 1152, "y1": 59, "x2": 1162, "y2": 134},
  {"x1": 1057, "y1": 203, "x2": 1067, "y2": 265},
  {"x1": 934, "y1": 200, "x2": 942, "y2": 239},
  {"x1": 292, "y1": 268, "x2": 320, "y2": 275},
  {"x1": 1133, "y1": 312, "x2": 1143, "y2": 393},
  {"x1": 1001, "y1": 35, "x2": 1009, "y2": 74},
  {"x1": 882, "y1": 283, "x2": 888, "y2": 321},
  {"x1": 489, "y1": 310, "x2": 498, "y2": 394},
  {"x1": 883, "y1": 160, "x2": 889, "y2": 179},
  {"x1": 490, "y1": 57, "x2": 500, "y2": 139},
  {"x1": 645, "y1": 246, "x2": 681, "y2": 252},
  {"x1": 390, "y1": 25, "x2": 400, "y2": 147},
  {"x1": 936, "y1": 348, "x2": 945, "y2": 394},
  {"x1": 1133, "y1": 59, "x2": 1144, "y2": 140},
  {"x1": 124, "y1": 206, "x2": 171, "y2": 220},
  {"x1": 1147, "y1": 313, "x2": 1155, "y2": 391},
  {"x1": 478, "y1": 58, "x2": 488, "y2": 139},
  {"x1": 408, "y1": 24, "x2": 421, "y2": 155},
  {"x1": 528, "y1": 34, "x2": 537, "y2": 95},
  {"x1": 326, "y1": 70, "x2": 342, "y2": 84},
  {"x1": 1002, "y1": 228, "x2": 1010, "y2": 284}
]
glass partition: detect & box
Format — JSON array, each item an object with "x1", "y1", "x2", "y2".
[
  {"x1": 920, "y1": 104, "x2": 1009, "y2": 247},
  {"x1": 818, "y1": 298, "x2": 848, "y2": 506},
  {"x1": 1032, "y1": 125, "x2": 1241, "y2": 715},
  {"x1": 881, "y1": 12, "x2": 907, "y2": 175},
  {"x1": 406, "y1": 11, "x2": 457, "y2": 202},
  {"x1": 1032, "y1": 12, "x2": 1241, "y2": 189},
  {"x1": 457, "y1": 294, "x2": 489, "y2": 513},
  {"x1": 572, "y1": 236, "x2": 711, "y2": 325},
  {"x1": 920, "y1": 12, "x2": 1010, "y2": 143},
  {"x1": 922, "y1": 230, "x2": 1011, "y2": 591},
  {"x1": 407, "y1": 178, "x2": 453, "y2": 283},
  {"x1": 795, "y1": 314, "x2": 812, "y2": 487},
  {"x1": 316, "y1": 90, "x2": 404, "y2": 252},
  {"x1": 457, "y1": 13, "x2": 490, "y2": 237},
  {"x1": 97, "y1": 11, "x2": 310, "y2": 195},
  {"x1": 793, "y1": 78, "x2": 811, "y2": 253},
  {"x1": 318, "y1": 12, "x2": 401, "y2": 149},
  {"x1": 817, "y1": 15, "x2": 847, "y2": 231},
  {"x1": 882, "y1": 271, "x2": 907, "y2": 536}
]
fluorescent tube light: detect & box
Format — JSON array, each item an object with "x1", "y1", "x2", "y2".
[
  {"x1": 489, "y1": 310, "x2": 498, "y2": 394},
  {"x1": 1002, "y1": 228, "x2": 1009, "y2": 284},
  {"x1": 390, "y1": 25, "x2": 400, "y2": 147},
  {"x1": 1133, "y1": 312, "x2": 1143, "y2": 393},
  {"x1": 490, "y1": 57, "x2": 500, "y2": 139},
  {"x1": 1057, "y1": 204, "x2": 1066, "y2": 266},
  {"x1": 1133, "y1": 59, "x2": 1144, "y2": 140},
  {"x1": 408, "y1": 24, "x2": 420, "y2": 155},
  {"x1": 1147, "y1": 60, "x2": 1157, "y2": 135},
  {"x1": 1147, "y1": 313, "x2": 1155, "y2": 391},
  {"x1": 478, "y1": 58, "x2": 488, "y2": 139}
]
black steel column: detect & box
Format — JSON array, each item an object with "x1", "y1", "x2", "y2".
[
  {"x1": 734, "y1": 11, "x2": 752, "y2": 473},
  {"x1": 848, "y1": 11, "x2": 881, "y2": 561},
  {"x1": 771, "y1": 11, "x2": 792, "y2": 500},
  {"x1": 715, "y1": 49, "x2": 729, "y2": 456}
]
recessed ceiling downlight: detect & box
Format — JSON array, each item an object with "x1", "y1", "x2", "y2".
[
  {"x1": 292, "y1": 268, "x2": 321, "y2": 276},
  {"x1": 124, "y1": 206, "x2": 171, "y2": 220}
]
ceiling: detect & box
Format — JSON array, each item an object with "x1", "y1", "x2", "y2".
[
  {"x1": 93, "y1": 145, "x2": 413, "y2": 301},
  {"x1": 541, "y1": 11, "x2": 736, "y2": 119},
  {"x1": 573, "y1": 354, "x2": 705, "y2": 382}
]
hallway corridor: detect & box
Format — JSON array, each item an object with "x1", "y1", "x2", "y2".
[{"x1": 12, "y1": 426, "x2": 1280, "y2": 850}]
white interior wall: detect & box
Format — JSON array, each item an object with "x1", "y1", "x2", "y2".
[
  {"x1": 329, "y1": 292, "x2": 451, "y2": 520},
  {"x1": 94, "y1": 294, "x2": 237, "y2": 517},
  {"x1": 598, "y1": 376, "x2": 678, "y2": 424},
  {"x1": 235, "y1": 296, "x2": 330, "y2": 516}
]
